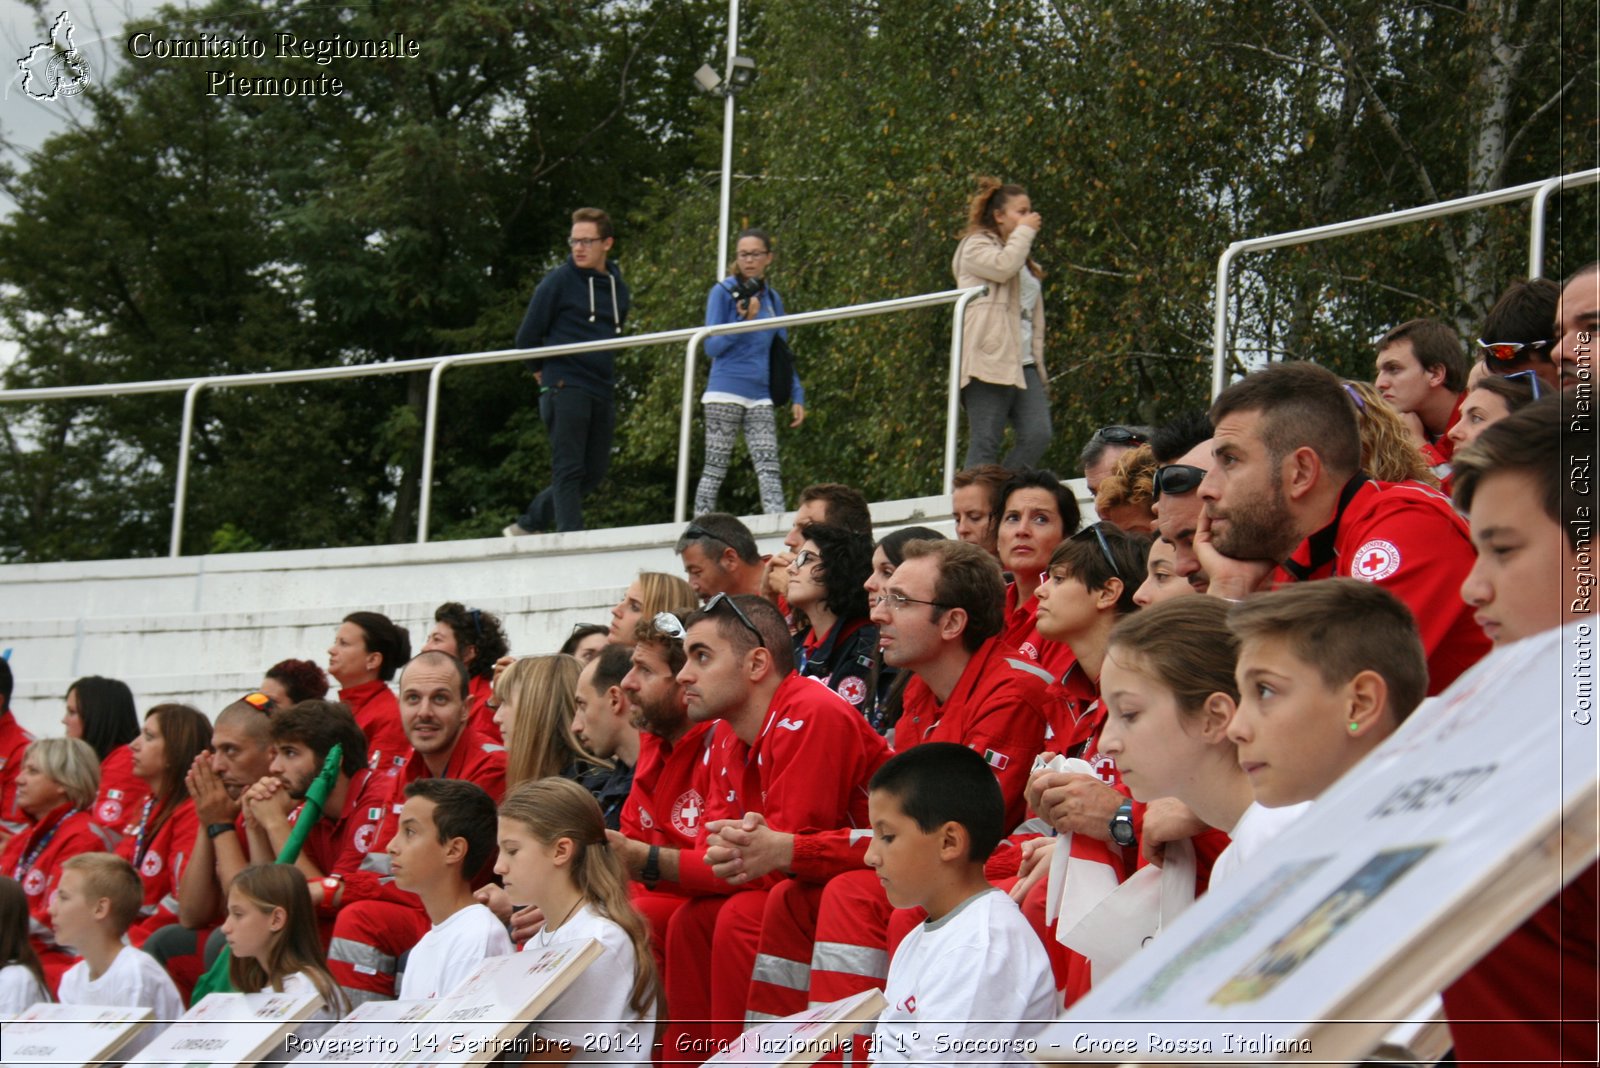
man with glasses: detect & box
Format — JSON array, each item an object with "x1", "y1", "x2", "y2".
[
  {"x1": 676, "y1": 512, "x2": 770, "y2": 604},
  {"x1": 1198, "y1": 361, "x2": 1489, "y2": 694},
  {"x1": 504, "y1": 206, "x2": 631, "y2": 536},
  {"x1": 1372, "y1": 318, "x2": 1467, "y2": 466},
  {"x1": 1078, "y1": 424, "x2": 1152, "y2": 495}
]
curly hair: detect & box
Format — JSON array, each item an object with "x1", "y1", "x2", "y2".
[
  {"x1": 1093, "y1": 444, "x2": 1158, "y2": 530},
  {"x1": 799, "y1": 523, "x2": 873, "y2": 621},
  {"x1": 961, "y1": 176, "x2": 1043, "y2": 278},
  {"x1": 1341, "y1": 380, "x2": 1439, "y2": 487},
  {"x1": 263, "y1": 659, "x2": 329, "y2": 704},
  {"x1": 432, "y1": 603, "x2": 510, "y2": 679}
]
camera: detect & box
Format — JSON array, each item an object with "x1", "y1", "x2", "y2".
[{"x1": 730, "y1": 275, "x2": 765, "y2": 311}]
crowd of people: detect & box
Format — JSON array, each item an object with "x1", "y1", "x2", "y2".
[{"x1": 0, "y1": 258, "x2": 1593, "y2": 1065}]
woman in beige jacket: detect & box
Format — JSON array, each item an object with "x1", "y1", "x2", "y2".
[{"x1": 952, "y1": 177, "x2": 1052, "y2": 468}]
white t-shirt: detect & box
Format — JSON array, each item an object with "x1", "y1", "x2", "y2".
[
  {"x1": 1210, "y1": 801, "x2": 1314, "y2": 887},
  {"x1": 0, "y1": 961, "x2": 48, "y2": 1014},
  {"x1": 873, "y1": 889, "x2": 1056, "y2": 1066},
  {"x1": 58, "y1": 945, "x2": 185, "y2": 1020},
  {"x1": 398, "y1": 904, "x2": 512, "y2": 1001},
  {"x1": 526, "y1": 903, "x2": 653, "y2": 1065}
]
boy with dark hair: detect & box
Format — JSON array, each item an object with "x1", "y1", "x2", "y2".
[
  {"x1": 1374, "y1": 318, "x2": 1467, "y2": 460},
  {"x1": 1477, "y1": 277, "x2": 1562, "y2": 389},
  {"x1": 867, "y1": 743, "x2": 1055, "y2": 1063},
  {"x1": 391, "y1": 778, "x2": 510, "y2": 1000}
]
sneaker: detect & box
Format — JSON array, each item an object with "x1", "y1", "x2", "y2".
[{"x1": 502, "y1": 522, "x2": 534, "y2": 537}]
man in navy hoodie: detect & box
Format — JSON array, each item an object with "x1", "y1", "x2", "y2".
[{"x1": 504, "y1": 207, "x2": 631, "y2": 535}]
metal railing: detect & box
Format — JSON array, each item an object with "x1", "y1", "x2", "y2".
[
  {"x1": 1211, "y1": 168, "x2": 1600, "y2": 397},
  {"x1": 0, "y1": 286, "x2": 984, "y2": 555}
]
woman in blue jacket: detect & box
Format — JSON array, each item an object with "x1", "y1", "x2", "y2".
[{"x1": 694, "y1": 229, "x2": 806, "y2": 516}]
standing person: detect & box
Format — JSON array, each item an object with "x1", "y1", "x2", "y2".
[
  {"x1": 695, "y1": 228, "x2": 806, "y2": 516},
  {"x1": 505, "y1": 207, "x2": 631, "y2": 536},
  {"x1": 954, "y1": 177, "x2": 1052, "y2": 469}
]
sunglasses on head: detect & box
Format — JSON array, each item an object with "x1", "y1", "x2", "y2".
[
  {"x1": 685, "y1": 524, "x2": 734, "y2": 551},
  {"x1": 1152, "y1": 463, "x2": 1206, "y2": 500},
  {"x1": 703, "y1": 592, "x2": 765, "y2": 649},
  {"x1": 1477, "y1": 337, "x2": 1556, "y2": 369},
  {"x1": 1500, "y1": 368, "x2": 1547, "y2": 400},
  {"x1": 240, "y1": 691, "x2": 276, "y2": 714},
  {"x1": 652, "y1": 612, "x2": 686, "y2": 640},
  {"x1": 1093, "y1": 426, "x2": 1147, "y2": 446},
  {"x1": 1071, "y1": 521, "x2": 1123, "y2": 580}
]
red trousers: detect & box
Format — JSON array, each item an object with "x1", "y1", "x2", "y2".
[
  {"x1": 327, "y1": 899, "x2": 430, "y2": 1004},
  {"x1": 746, "y1": 880, "x2": 827, "y2": 1023}
]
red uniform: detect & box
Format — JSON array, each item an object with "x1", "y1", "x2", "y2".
[
  {"x1": 0, "y1": 709, "x2": 36, "y2": 838},
  {"x1": 664, "y1": 674, "x2": 890, "y2": 1046},
  {"x1": 0, "y1": 803, "x2": 115, "y2": 990},
  {"x1": 115, "y1": 795, "x2": 199, "y2": 945},
  {"x1": 339, "y1": 680, "x2": 411, "y2": 771},
  {"x1": 88, "y1": 744, "x2": 149, "y2": 837},
  {"x1": 1001, "y1": 584, "x2": 1079, "y2": 680},
  {"x1": 1418, "y1": 393, "x2": 1464, "y2": 480},
  {"x1": 327, "y1": 731, "x2": 507, "y2": 1005},
  {"x1": 1442, "y1": 861, "x2": 1598, "y2": 1066},
  {"x1": 1274, "y1": 475, "x2": 1490, "y2": 693},
  {"x1": 465, "y1": 675, "x2": 502, "y2": 744}
]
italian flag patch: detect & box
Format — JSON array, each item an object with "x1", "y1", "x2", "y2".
[
  {"x1": 983, "y1": 749, "x2": 1010, "y2": 771},
  {"x1": 368, "y1": 807, "x2": 384, "y2": 821}
]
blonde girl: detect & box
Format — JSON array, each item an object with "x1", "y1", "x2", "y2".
[
  {"x1": 496, "y1": 779, "x2": 657, "y2": 1064},
  {"x1": 494, "y1": 655, "x2": 610, "y2": 788},
  {"x1": 223, "y1": 864, "x2": 348, "y2": 1019}
]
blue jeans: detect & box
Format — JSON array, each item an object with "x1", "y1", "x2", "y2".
[
  {"x1": 962, "y1": 365, "x2": 1052, "y2": 469},
  {"x1": 518, "y1": 385, "x2": 615, "y2": 532}
]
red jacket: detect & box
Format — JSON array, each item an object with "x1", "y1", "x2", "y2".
[
  {"x1": 339, "y1": 680, "x2": 411, "y2": 771},
  {"x1": 116, "y1": 795, "x2": 199, "y2": 942},
  {"x1": 1274, "y1": 475, "x2": 1490, "y2": 694},
  {"x1": 0, "y1": 804, "x2": 114, "y2": 949},
  {"x1": 88, "y1": 744, "x2": 150, "y2": 837},
  {"x1": 675, "y1": 675, "x2": 892, "y2": 895},
  {"x1": 0, "y1": 710, "x2": 36, "y2": 837},
  {"x1": 466, "y1": 675, "x2": 503, "y2": 745},
  {"x1": 1001, "y1": 584, "x2": 1079, "y2": 680},
  {"x1": 621, "y1": 721, "x2": 717, "y2": 850}
]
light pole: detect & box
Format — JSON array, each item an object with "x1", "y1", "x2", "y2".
[{"x1": 694, "y1": 1, "x2": 756, "y2": 281}]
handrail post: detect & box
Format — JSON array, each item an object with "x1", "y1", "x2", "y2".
[
  {"x1": 169, "y1": 381, "x2": 207, "y2": 557},
  {"x1": 944, "y1": 286, "x2": 986, "y2": 495},
  {"x1": 678, "y1": 328, "x2": 715, "y2": 524},
  {"x1": 417, "y1": 357, "x2": 457, "y2": 544},
  {"x1": 1530, "y1": 175, "x2": 1564, "y2": 279},
  {"x1": 1212, "y1": 243, "x2": 1244, "y2": 400}
]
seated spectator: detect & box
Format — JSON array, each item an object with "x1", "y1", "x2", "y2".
[
  {"x1": 996, "y1": 468, "x2": 1082, "y2": 673},
  {"x1": 951, "y1": 464, "x2": 1010, "y2": 557},
  {"x1": 787, "y1": 522, "x2": 879, "y2": 719},
  {"x1": 560, "y1": 623, "x2": 610, "y2": 663},
  {"x1": 63, "y1": 675, "x2": 146, "y2": 834},
  {"x1": 422, "y1": 602, "x2": 510, "y2": 744},
  {"x1": 1476, "y1": 276, "x2": 1562, "y2": 390},
  {"x1": 1341, "y1": 380, "x2": 1439, "y2": 488},
  {"x1": 1552, "y1": 261, "x2": 1598, "y2": 388},
  {"x1": 570, "y1": 644, "x2": 639, "y2": 830},
  {"x1": 1132, "y1": 536, "x2": 1197, "y2": 608},
  {"x1": 1198, "y1": 361, "x2": 1489, "y2": 692},
  {"x1": 0, "y1": 659, "x2": 34, "y2": 841},
  {"x1": 1092, "y1": 443, "x2": 1158, "y2": 532},
  {"x1": 1373, "y1": 318, "x2": 1468, "y2": 466},
  {"x1": 223, "y1": 864, "x2": 349, "y2": 1020},
  {"x1": 868, "y1": 744, "x2": 1056, "y2": 1063},
  {"x1": 0, "y1": 877, "x2": 48, "y2": 1013},
  {"x1": 1445, "y1": 371, "x2": 1541, "y2": 451},
  {"x1": 259, "y1": 658, "x2": 329, "y2": 713},
  {"x1": 1445, "y1": 395, "x2": 1596, "y2": 1065},
  {"x1": 391, "y1": 779, "x2": 512, "y2": 1000},
  {"x1": 1149, "y1": 412, "x2": 1214, "y2": 597},
  {"x1": 117, "y1": 704, "x2": 212, "y2": 947},
  {"x1": 1079, "y1": 425, "x2": 1151, "y2": 495},
  {"x1": 676, "y1": 513, "x2": 768, "y2": 603},
  {"x1": 0, "y1": 737, "x2": 109, "y2": 989},
  {"x1": 495, "y1": 655, "x2": 610, "y2": 792},
  {"x1": 765, "y1": 483, "x2": 875, "y2": 599},
  {"x1": 327, "y1": 611, "x2": 411, "y2": 769},
  {"x1": 862, "y1": 526, "x2": 945, "y2": 733},
  {"x1": 607, "y1": 572, "x2": 697, "y2": 646},
  {"x1": 53, "y1": 853, "x2": 183, "y2": 1041}
]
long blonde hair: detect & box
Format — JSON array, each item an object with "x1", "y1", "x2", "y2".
[
  {"x1": 496, "y1": 655, "x2": 610, "y2": 787},
  {"x1": 499, "y1": 780, "x2": 658, "y2": 1016},
  {"x1": 1342, "y1": 379, "x2": 1440, "y2": 487},
  {"x1": 636, "y1": 571, "x2": 696, "y2": 618},
  {"x1": 961, "y1": 176, "x2": 1043, "y2": 278},
  {"x1": 226, "y1": 865, "x2": 348, "y2": 1017}
]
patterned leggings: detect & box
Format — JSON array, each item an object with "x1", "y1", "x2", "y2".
[{"x1": 695, "y1": 402, "x2": 786, "y2": 515}]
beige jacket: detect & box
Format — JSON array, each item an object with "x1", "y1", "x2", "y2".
[{"x1": 951, "y1": 225, "x2": 1047, "y2": 389}]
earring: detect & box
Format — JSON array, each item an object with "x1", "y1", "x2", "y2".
[{"x1": 1347, "y1": 721, "x2": 1361, "y2": 733}]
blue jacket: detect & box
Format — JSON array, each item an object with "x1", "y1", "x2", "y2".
[
  {"x1": 515, "y1": 257, "x2": 631, "y2": 400},
  {"x1": 704, "y1": 277, "x2": 805, "y2": 405}
]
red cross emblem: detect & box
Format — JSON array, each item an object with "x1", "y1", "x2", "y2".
[{"x1": 1351, "y1": 539, "x2": 1401, "y2": 581}]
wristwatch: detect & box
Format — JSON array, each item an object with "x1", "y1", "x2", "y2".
[
  {"x1": 642, "y1": 845, "x2": 661, "y2": 889},
  {"x1": 206, "y1": 823, "x2": 235, "y2": 840},
  {"x1": 1108, "y1": 799, "x2": 1136, "y2": 848}
]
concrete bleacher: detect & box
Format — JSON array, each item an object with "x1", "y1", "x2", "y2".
[{"x1": 2, "y1": 488, "x2": 1056, "y2": 739}]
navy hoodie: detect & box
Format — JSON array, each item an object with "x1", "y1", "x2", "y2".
[{"x1": 515, "y1": 257, "x2": 631, "y2": 400}]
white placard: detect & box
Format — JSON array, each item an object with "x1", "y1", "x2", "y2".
[
  {"x1": 1030, "y1": 621, "x2": 1597, "y2": 1064},
  {"x1": 0, "y1": 1004, "x2": 153, "y2": 1066},
  {"x1": 123, "y1": 989, "x2": 321, "y2": 1068},
  {"x1": 702, "y1": 989, "x2": 887, "y2": 1066}
]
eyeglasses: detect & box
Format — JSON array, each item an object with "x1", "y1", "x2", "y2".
[
  {"x1": 874, "y1": 590, "x2": 954, "y2": 612},
  {"x1": 1501, "y1": 368, "x2": 1547, "y2": 399},
  {"x1": 1342, "y1": 382, "x2": 1367, "y2": 411},
  {"x1": 1152, "y1": 464, "x2": 1206, "y2": 500},
  {"x1": 1477, "y1": 337, "x2": 1556, "y2": 369},
  {"x1": 652, "y1": 612, "x2": 686, "y2": 640},
  {"x1": 1092, "y1": 426, "x2": 1147, "y2": 446},
  {"x1": 240, "y1": 691, "x2": 276, "y2": 714},
  {"x1": 1072, "y1": 521, "x2": 1122, "y2": 580},
  {"x1": 791, "y1": 549, "x2": 822, "y2": 571},
  {"x1": 568, "y1": 237, "x2": 605, "y2": 248},
  {"x1": 684, "y1": 523, "x2": 734, "y2": 551},
  {"x1": 704, "y1": 592, "x2": 765, "y2": 648}
]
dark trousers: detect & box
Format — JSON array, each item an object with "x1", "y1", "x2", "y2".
[{"x1": 519, "y1": 385, "x2": 614, "y2": 532}]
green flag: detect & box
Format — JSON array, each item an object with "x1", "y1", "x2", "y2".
[{"x1": 189, "y1": 745, "x2": 344, "y2": 1004}]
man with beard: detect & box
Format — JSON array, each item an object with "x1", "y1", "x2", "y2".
[
  {"x1": 1196, "y1": 361, "x2": 1489, "y2": 693},
  {"x1": 570, "y1": 643, "x2": 638, "y2": 829}
]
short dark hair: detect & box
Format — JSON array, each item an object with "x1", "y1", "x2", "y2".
[
  {"x1": 1078, "y1": 425, "x2": 1154, "y2": 471},
  {"x1": 736, "y1": 227, "x2": 771, "y2": 251},
  {"x1": 560, "y1": 624, "x2": 609, "y2": 657},
  {"x1": 996, "y1": 468, "x2": 1082, "y2": 536},
  {"x1": 685, "y1": 594, "x2": 796, "y2": 675},
  {"x1": 1469, "y1": 373, "x2": 1540, "y2": 415},
  {"x1": 898, "y1": 539, "x2": 1006, "y2": 651},
  {"x1": 1481, "y1": 278, "x2": 1561, "y2": 347},
  {"x1": 400, "y1": 649, "x2": 471, "y2": 699},
  {"x1": 1227, "y1": 580, "x2": 1428, "y2": 726},
  {"x1": 676, "y1": 512, "x2": 760, "y2": 565},
  {"x1": 1048, "y1": 524, "x2": 1151, "y2": 615},
  {"x1": 1453, "y1": 395, "x2": 1573, "y2": 549},
  {"x1": 798, "y1": 483, "x2": 873, "y2": 537},
  {"x1": 1210, "y1": 362, "x2": 1362, "y2": 479},
  {"x1": 1150, "y1": 410, "x2": 1214, "y2": 465},
  {"x1": 572, "y1": 207, "x2": 613, "y2": 240},
  {"x1": 404, "y1": 778, "x2": 499, "y2": 880},
  {"x1": 799, "y1": 523, "x2": 873, "y2": 620},
  {"x1": 1376, "y1": 319, "x2": 1467, "y2": 392},
  {"x1": 264, "y1": 660, "x2": 329, "y2": 704},
  {"x1": 269, "y1": 700, "x2": 369, "y2": 778},
  {"x1": 342, "y1": 612, "x2": 411, "y2": 682},
  {"x1": 66, "y1": 677, "x2": 139, "y2": 762},
  {"x1": 432, "y1": 603, "x2": 509, "y2": 678},
  {"x1": 951, "y1": 465, "x2": 1011, "y2": 511},
  {"x1": 870, "y1": 743, "x2": 1004, "y2": 862},
  {"x1": 878, "y1": 526, "x2": 946, "y2": 568},
  {"x1": 589, "y1": 642, "x2": 634, "y2": 692},
  {"x1": 0, "y1": 658, "x2": 10, "y2": 708}
]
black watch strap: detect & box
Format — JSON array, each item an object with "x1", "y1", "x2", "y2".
[
  {"x1": 642, "y1": 844, "x2": 661, "y2": 888},
  {"x1": 206, "y1": 822, "x2": 236, "y2": 840}
]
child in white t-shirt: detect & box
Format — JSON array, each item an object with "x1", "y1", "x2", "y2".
[
  {"x1": 0, "y1": 876, "x2": 49, "y2": 1013},
  {"x1": 867, "y1": 744, "x2": 1055, "y2": 1066},
  {"x1": 50, "y1": 853, "x2": 183, "y2": 1044},
  {"x1": 496, "y1": 778, "x2": 657, "y2": 1065},
  {"x1": 388, "y1": 779, "x2": 511, "y2": 1000}
]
